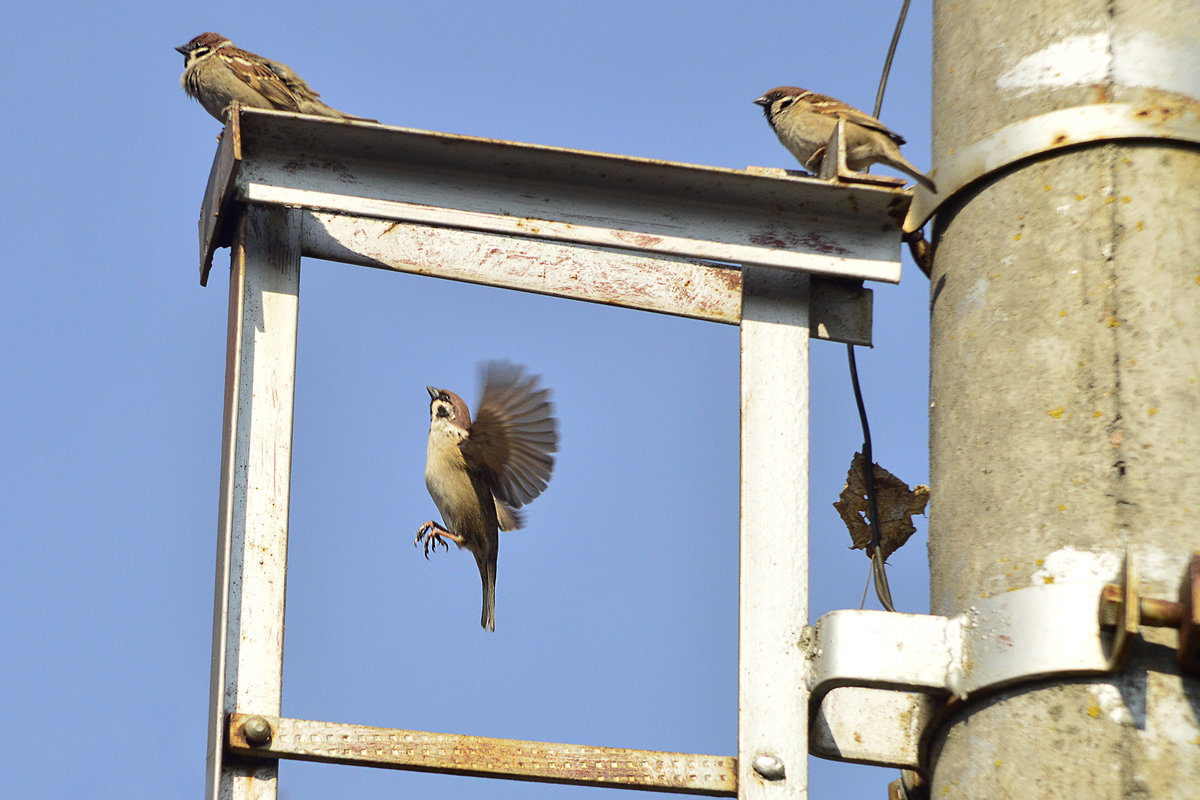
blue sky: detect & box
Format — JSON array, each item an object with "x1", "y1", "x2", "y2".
[{"x1": 1, "y1": 2, "x2": 931, "y2": 798}]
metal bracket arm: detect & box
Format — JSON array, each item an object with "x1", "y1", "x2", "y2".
[
  {"x1": 904, "y1": 101, "x2": 1200, "y2": 232},
  {"x1": 806, "y1": 582, "x2": 1115, "y2": 768}
]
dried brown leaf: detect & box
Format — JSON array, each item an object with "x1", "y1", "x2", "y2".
[{"x1": 833, "y1": 452, "x2": 930, "y2": 561}]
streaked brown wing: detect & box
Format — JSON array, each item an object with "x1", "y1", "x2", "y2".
[
  {"x1": 810, "y1": 91, "x2": 907, "y2": 145},
  {"x1": 223, "y1": 47, "x2": 303, "y2": 111},
  {"x1": 462, "y1": 361, "x2": 557, "y2": 509},
  {"x1": 260, "y1": 56, "x2": 325, "y2": 103}
]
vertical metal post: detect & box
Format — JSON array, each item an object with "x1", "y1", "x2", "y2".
[
  {"x1": 206, "y1": 205, "x2": 302, "y2": 800},
  {"x1": 738, "y1": 268, "x2": 810, "y2": 800},
  {"x1": 930, "y1": 1, "x2": 1200, "y2": 796}
]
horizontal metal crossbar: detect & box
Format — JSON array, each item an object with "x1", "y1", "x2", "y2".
[
  {"x1": 299, "y1": 211, "x2": 873, "y2": 343},
  {"x1": 227, "y1": 713, "x2": 737, "y2": 796},
  {"x1": 199, "y1": 107, "x2": 908, "y2": 290}
]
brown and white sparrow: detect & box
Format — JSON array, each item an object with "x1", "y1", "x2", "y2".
[
  {"x1": 754, "y1": 86, "x2": 935, "y2": 191},
  {"x1": 176, "y1": 32, "x2": 375, "y2": 123},
  {"x1": 416, "y1": 362, "x2": 558, "y2": 631}
]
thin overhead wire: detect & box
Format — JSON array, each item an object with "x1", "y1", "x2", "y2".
[
  {"x1": 848, "y1": 0, "x2": 911, "y2": 613},
  {"x1": 873, "y1": 0, "x2": 911, "y2": 119}
]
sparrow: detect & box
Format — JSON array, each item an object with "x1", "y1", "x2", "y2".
[
  {"x1": 417, "y1": 362, "x2": 558, "y2": 631},
  {"x1": 754, "y1": 87, "x2": 935, "y2": 192},
  {"x1": 176, "y1": 32, "x2": 375, "y2": 123}
]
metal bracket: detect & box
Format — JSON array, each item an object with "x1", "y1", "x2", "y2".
[
  {"x1": 809, "y1": 551, "x2": 1200, "y2": 769},
  {"x1": 817, "y1": 119, "x2": 908, "y2": 190},
  {"x1": 903, "y1": 101, "x2": 1200, "y2": 232},
  {"x1": 806, "y1": 582, "x2": 1113, "y2": 768},
  {"x1": 1098, "y1": 551, "x2": 1200, "y2": 673}
]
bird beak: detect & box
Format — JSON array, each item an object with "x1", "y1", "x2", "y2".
[
  {"x1": 753, "y1": 95, "x2": 770, "y2": 107},
  {"x1": 175, "y1": 44, "x2": 188, "y2": 55},
  {"x1": 427, "y1": 386, "x2": 438, "y2": 400}
]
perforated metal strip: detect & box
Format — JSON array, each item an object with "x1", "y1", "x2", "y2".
[{"x1": 228, "y1": 713, "x2": 737, "y2": 796}]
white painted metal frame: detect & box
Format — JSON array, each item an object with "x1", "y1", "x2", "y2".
[
  {"x1": 739, "y1": 268, "x2": 811, "y2": 799},
  {"x1": 206, "y1": 205, "x2": 300, "y2": 800},
  {"x1": 201, "y1": 107, "x2": 910, "y2": 800}
]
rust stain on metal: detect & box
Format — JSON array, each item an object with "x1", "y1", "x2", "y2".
[
  {"x1": 749, "y1": 229, "x2": 851, "y2": 256},
  {"x1": 713, "y1": 267, "x2": 741, "y2": 292},
  {"x1": 611, "y1": 230, "x2": 665, "y2": 248},
  {"x1": 278, "y1": 157, "x2": 357, "y2": 184},
  {"x1": 1131, "y1": 91, "x2": 1200, "y2": 124},
  {"x1": 228, "y1": 713, "x2": 737, "y2": 796},
  {"x1": 515, "y1": 218, "x2": 544, "y2": 235}
]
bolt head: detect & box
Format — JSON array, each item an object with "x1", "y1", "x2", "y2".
[
  {"x1": 242, "y1": 716, "x2": 273, "y2": 746},
  {"x1": 752, "y1": 753, "x2": 786, "y2": 781}
]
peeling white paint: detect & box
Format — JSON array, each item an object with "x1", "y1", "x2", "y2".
[
  {"x1": 997, "y1": 32, "x2": 1200, "y2": 98},
  {"x1": 958, "y1": 278, "x2": 989, "y2": 314},
  {"x1": 1031, "y1": 546, "x2": 1119, "y2": 584},
  {"x1": 1115, "y1": 32, "x2": 1200, "y2": 98},
  {"x1": 1089, "y1": 683, "x2": 1135, "y2": 726},
  {"x1": 1134, "y1": 545, "x2": 1192, "y2": 593},
  {"x1": 1033, "y1": 544, "x2": 1190, "y2": 592},
  {"x1": 997, "y1": 33, "x2": 1108, "y2": 97}
]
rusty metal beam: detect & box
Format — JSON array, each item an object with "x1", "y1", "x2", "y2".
[
  {"x1": 298, "y1": 211, "x2": 873, "y2": 344},
  {"x1": 227, "y1": 713, "x2": 737, "y2": 796},
  {"x1": 199, "y1": 107, "x2": 908, "y2": 291}
]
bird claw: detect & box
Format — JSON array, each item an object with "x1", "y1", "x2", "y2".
[{"x1": 415, "y1": 521, "x2": 450, "y2": 559}]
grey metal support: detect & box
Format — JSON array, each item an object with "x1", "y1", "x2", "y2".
[
  {"x1": 739, "y1": 268, "x2": 811, "y2": 799},
  {"x1": 206, "y1": 205, "x2": 301, "y2": 800}
]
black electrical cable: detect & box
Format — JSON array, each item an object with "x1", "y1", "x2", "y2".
[
  {"x1": 847, "y1": 345, "x2": 894, "y2": 611},
  {"x1": 873, "y1": 0, "x2": 911, "y2": 119},
  {"x1": 848, "y1": 0, "x2": 911, "y2": 613}
]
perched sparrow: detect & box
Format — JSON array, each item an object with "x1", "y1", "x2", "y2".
[
  {"x1": 176, "y1": 32, "x2": 375, "y2": 123},
  {"x1": 754, "y1": 87, "x2": 935, "y2": 191},
  {"x1": 417, "y1": 362, "x2": 558, "y2": 631}
]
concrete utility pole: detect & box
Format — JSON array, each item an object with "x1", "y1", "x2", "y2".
[{"x1": 928, "y1": 1, "x2": 1200, "y2": 797}]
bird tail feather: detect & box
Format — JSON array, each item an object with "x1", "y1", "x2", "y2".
[{"x1": 478, "y1": 557, "x2": 496, "y2": 632}]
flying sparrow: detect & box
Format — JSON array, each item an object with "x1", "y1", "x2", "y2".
[
  {"x1": 176, "y1": 32, "x2": 375, "y2": 123},
  {"x1": 417, "y1": 362, "x2": 558, "y2": 631},
  {"x1": 754, "y1": 87, "x2": 935, "y2": 191}
]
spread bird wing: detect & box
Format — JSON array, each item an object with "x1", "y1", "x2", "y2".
[{"x1": 462, "y1": 361, "x2": 558, "y2": 510}]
